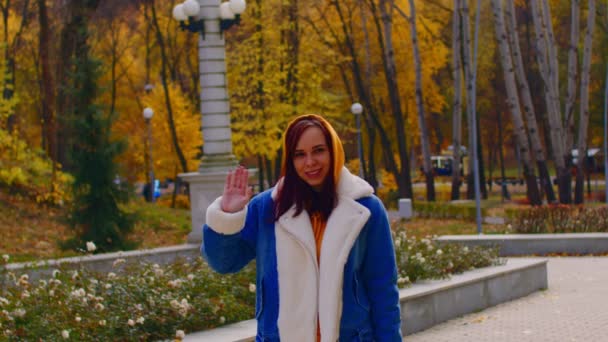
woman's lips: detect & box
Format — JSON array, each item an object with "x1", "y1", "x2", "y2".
[{"x1": 305, "y1": 169, "x2": 322, "y2": 178}]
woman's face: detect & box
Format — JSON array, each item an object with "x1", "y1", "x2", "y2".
[{"x1": 293, "y1": 126, "x2": 331, "y2": 191}]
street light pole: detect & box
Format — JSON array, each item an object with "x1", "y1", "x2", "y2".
[
  {"x1": 351, "y1": 103, "x2": 364, "y2": 178},
  {"x1": 602, "y1": 0, "x2": 608, "y2": 204},
  {"x1": 173, "y1": 0, "x2": 256, "y2": 243},
  {"x1": 143, "y1": 107, "x2": 155, "y2": 202}
]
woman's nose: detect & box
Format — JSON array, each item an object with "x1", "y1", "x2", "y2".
[{"x1": 305, "y1": 154, "x2": 315, "y2": 166}]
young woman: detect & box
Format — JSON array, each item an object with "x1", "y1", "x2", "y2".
[{"x1": 202, "y1": 114, "x2": 402, "y2": 341}]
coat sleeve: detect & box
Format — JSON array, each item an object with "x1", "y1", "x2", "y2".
[
  {"x1": 201, "y1": 195, "x2": 259, "y2": 274},
  {"x1": 361, "y1": 197, "x2": 402, "y2": 341}
]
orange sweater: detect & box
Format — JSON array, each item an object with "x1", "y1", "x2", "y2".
[{"x1": 310, "y1": 212, "x2": 327, "y2": 342}]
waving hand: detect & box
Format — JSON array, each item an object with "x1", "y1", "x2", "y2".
[{"x1": 220, "y1": 166, "x2": 253, "y2": 213}]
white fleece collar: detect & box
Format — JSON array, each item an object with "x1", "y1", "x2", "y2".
[{"x1": 272, "y1": 167, "x2": 373, "y2": 341}]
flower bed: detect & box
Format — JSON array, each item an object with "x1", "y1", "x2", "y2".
[{"x1": 0, "y1": 232, "x2": 500, "y2": 340}]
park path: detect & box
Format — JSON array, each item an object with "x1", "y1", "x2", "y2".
[{"x1": 405, "y1": 257, "x2": 608, "y2": 342}]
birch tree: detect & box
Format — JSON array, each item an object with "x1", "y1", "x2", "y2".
[
  {"x1": 491, "y1": 0, "x2": 541, "y2": 205},
  {"x1": 530, "y1": 0, "x2": 570, "y2": 203},
  {"x1": 565, "y1": 1, "x2": 580, "y2": 152},
  {"x1": 408, "y1": 0, "x2": 435, "y2": 201},
  {"x1": 505, "y1": 0, "x2": 555, "y2": 203},
  {"x1": 460, "y1": 0, "x2": 487, "y2": 200},
  {"x1": 574, "y1": 0, "x2": 596, "y2": 204}
]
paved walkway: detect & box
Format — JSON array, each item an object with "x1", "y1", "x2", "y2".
[{"x1": 406, "y1": 257, "x2": 608, "y2": 342}]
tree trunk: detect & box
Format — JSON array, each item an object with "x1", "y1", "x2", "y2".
[
  {"x1": 377, "y1": 0, "x2": 413, "y2": 199},
  {"x1": 565, "y1": 1, "x2": 580, "y2": 152},
  {"x1": 460, "y1": 0, "x2": 476, "y2": 199},
  {"x1": 496, "y1": 102, "x2": 510, "y2": 200},
  {"x1": 475, "y1": 112, "x2": 488, "y2": 199},
  {"x1": 574, "y1": 0, "x2": 596, "y2": 204},
  {"x1": 530, "y1": 0, "x2": 570, "y2": 203},
  {"x1": 1, "y1": 0, "x2": 30, "y2": 132},
  {"x1": 149, "y1": 0, "x2": 187, "y2": 173},
  {"x1": 257, "y1": 154, "x2": 265, "y2": 191},
  {"x1": 366, "y1": 127, "x2": 378, "y2": 191},
  {"x1": 408, "y1": 0, "x2": 435, "y2": 201},
  {"x1": 505, "y1": 0, "x2": 555, "y2": 203},
  {"x1": 491, "y1": 0, "x2": 541, "y2": 205},
  {"x1": 264, "y1": 156, "x2": 273, "y2": 188},
  {"x1": 37, "y1": 0, "x2": 56, "y2": 164},
  {"x1": 285, "y1": 0, "x2": 299, "y2": 113},
  {"x1": 451, "y1": 0, "x2": 463, "y2": 200},
  {"x1": 541, "y1": 0, "x2": 559, "y2": 95},
  {"x1": 359, "y1": 0, "x2": 377, "y2": 188}
]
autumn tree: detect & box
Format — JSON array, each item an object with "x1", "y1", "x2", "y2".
[
  {"x1": 407, "y1": 0, "x2": 435, "y2": 201},
  {"x1": 491, "y1": 0, "x2": 541, "y2": 205},
  {"x1": 505, "y1": 0, "x2": 554, "y2": 203}
]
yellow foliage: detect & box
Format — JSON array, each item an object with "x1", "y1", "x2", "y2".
[
  {"x1": 149, "y1": 84, "x2": 202, "y2": 177},
  {"x1": 157, "y1": 194, "x2": 191, "y2": 210},
  {"x1": 227, "y1": 0, "x2": 343, "y2": 161}
]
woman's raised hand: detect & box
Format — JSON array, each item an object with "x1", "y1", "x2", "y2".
[{"x1": 220, "y1": 166, "x2": 253, "y2": 213}]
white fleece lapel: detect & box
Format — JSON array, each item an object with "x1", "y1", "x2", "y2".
[
  {"x1": 276, "y1": 207, "x2": 318, "y2": 342},
  {"x1": 318, "y1": 197, "x2": 370, "y2": 342},
  {"x1": 272, "y1": 168, "x2": 374, "y2": 341}
]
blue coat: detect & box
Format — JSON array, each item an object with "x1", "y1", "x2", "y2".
[{"x1": 203, "y1": 168, "x2": 401, "y2": 341}]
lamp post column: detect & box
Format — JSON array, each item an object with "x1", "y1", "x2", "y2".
[
  {"x1": 178, "y1": 0, "x2": 256, "y2": 243},
  {"x1": 146, "y1": 118, "x2": 155, "y2": 202},
  {"x1": 143, "y1": 107, "x2": 155, "y2": 202},
  {"x1": 351, "y1": 103, "x2": 365, "y2": 178},
  {"x1": 197, "y1": 0, "x2": 238, "y2": 171}
]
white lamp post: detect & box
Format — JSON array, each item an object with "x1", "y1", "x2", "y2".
[
  {"x1": 143, "y1": 107, "x2": 155, "y2": 202},
  {"x1": 351, "y1": 102, "x2": 364, "y2": 178},
  {"x1": 173, "y1": 0, "x2": 255, "y2": 243}
]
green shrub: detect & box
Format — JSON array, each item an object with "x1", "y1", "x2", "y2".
[
  {"x1": 413, "y1": 201, "x2": 488, "y2": 221},
  {"x1": 506, "y1": 205, "x2": 608, "y2": 233}
]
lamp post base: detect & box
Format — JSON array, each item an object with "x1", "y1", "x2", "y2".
[{"x1": 180, "y1": 154, "x2": 257, "y2": 244}]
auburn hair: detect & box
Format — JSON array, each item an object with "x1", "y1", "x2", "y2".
[{"x1": 274, "y1": 116, "x2": 338, "y2": 221}]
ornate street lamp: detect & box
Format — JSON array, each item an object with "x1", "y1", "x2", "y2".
[
  {"x1": 172, "y1": 0, "x2": 246, "y2": 38},
  {"x1": 143, "y1": 107, "x2": 155, "y2": 202},
  {"x1": 172, "y1": 0, "x2": 255, "y2": 243}
]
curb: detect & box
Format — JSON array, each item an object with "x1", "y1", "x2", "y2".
[
  {"x1": 436, "y1": 233, "x2": 608, "y2": 256},
  {"x1": 184, "y1": 258, "x2": 548, "y2": 340},
  {"x1": 2, "y1": 244, "x2": 201, "y2": 282}
]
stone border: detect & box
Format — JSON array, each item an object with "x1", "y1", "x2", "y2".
[
  {"x1": 3, "y1": 244, "x2": 201, "y2": 282},
  {"x1": 436, "y1": 233, "x2": 608, "y2": 256},
  {"x1": 184, "y1": 258, "x2": 548, "y2": 341}
]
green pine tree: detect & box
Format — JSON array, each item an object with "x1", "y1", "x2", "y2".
[{"x1": 61, "y1": 46, "x2": 136, "y2": 253}]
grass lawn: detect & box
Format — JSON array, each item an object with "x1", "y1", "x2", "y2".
[
  {"x1": 0, "y1": 191, "x2": 192, "y2": 263},
  {"x1": 392, "y1": 218, "x2": 506, "y2": 237},
  {"x1": 2, "y1": 189, "x2": 506, "y2": 263},
  {"x1": 2, "y1": 177, "x2": 606, "y2": 263}
]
